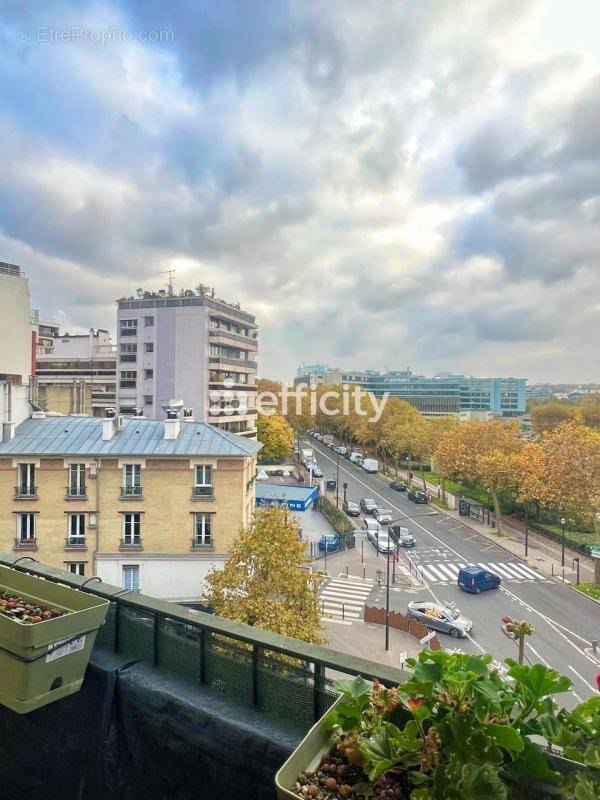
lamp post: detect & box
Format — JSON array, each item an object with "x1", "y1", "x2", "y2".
[
  {"x1": 561, "y1": 518, "x2": 566, "y2": 567},
  {"x1": 384, "y1": 509, "x2": 437, "y2": 652},
  {"x1": 335, "y1": 449, "x2": 340, "y2": 508},
  {"x1": 343, "y1": 482, "x2": 348, "y2": 504},
  {"x1": 524, "y1": 503, "x2": 529, "y2": 557}
]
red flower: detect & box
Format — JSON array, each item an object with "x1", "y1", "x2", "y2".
[{"x1": 407, "y1": 696, "x2": 425, "y2": 712}]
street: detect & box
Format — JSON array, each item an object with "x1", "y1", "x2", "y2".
[{"x1": 307, "y1": 437, "x2": 600, "y2": 707}]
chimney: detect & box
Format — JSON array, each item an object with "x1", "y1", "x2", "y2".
[
  {"x1": 182, "y1": 408, "x2": 194, "y2": 422},
  {"x1": 164, "y1": 409, "x2": 180, "y2": 440},
  {"x1": 102, "y1": 407, "x2": 116, "y2": 441}
]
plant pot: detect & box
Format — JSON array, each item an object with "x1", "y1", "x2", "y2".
[{"x1": 0, "y1": 565, "x2": 109, "y2": 714}]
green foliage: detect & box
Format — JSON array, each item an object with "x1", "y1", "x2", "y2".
[
  {"x1": 256, "y1": 412, "x2": 294, "y2": 463},
  {"x1": 323, "y1": 650, "x2": 598, "y2": 799},
  {"x1": 317, "y1": 494, "x2": 354, "y2": 533}
]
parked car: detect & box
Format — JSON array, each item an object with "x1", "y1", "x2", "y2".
[
  {"x1": 334, "y1": 446, "x2": 347, "y2": 456},
  {"x1": 362, "y1": 458, "x2": 378, "y2": 474},
  {"x1": 408, "y1": 490, "x2": 428, "y2": 504},
  {"x1": 312, "y1": 467, "x2": 323, "y2": 478},
  {"x1": 390, "y1": 525, "x2": 415, "y2": 547},
  {"x1": 407, "y1": 601, "x2": 473, "y2": 638},
  {"x1": 343, "y1": 450, "x2": 352, "y2": 460},
  {"x1": 318, "y1": 533, "x2": 340, "y2": 553},
  {"x1": 373, "y1": 507, "x2": 393, "y2": 525},
  {"x1": 349, "y1": 452, "x2": 363, "y2": 464},
  {"x1": 359, "y1": 498, "x2": 378, "y2": 514},
  {"x1": 458, "y1": 565, "x2": 501, "y2": 593},
  {"x1": 342, "y1": 500, "x2": 360, "y2": 516},
  {"x1": 389, "y1": 481, "x2": 407, "y2": 492},
  {"x1": 361, "y1": 518, "x2": 383, "y2": 539},
  {"x1": 325, "y1": 479, "x2": 337, "y2": 491}
]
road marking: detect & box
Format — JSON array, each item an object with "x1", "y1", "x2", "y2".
[
  {"x1": 319, "y1": 575, "x2": 372, "y2": 621},
  {"x1": 437, "y1": 564, "x2": 459, "y2": 580},
  {"x1": 568, "y1": 665, "x2": 596, "y2": 693}
]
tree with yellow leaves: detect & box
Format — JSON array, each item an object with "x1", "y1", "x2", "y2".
[
  {"x1": 541, "y1": 421, "x2": 600, "y2": 585},
  {"x1": 256, "y1": 412, "x2": 294, "y2": 463},
  {"x1": 204, "y1": 503, "x2": 325, "y2": 643},
  {"x1": 434, "y1": 421, "x2": 522, "y2": 533}
]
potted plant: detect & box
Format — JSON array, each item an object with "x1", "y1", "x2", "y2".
[
  {"x1": 0, "y1": 564, "x2": 109, "y2": 714},
  {"x1": 276, "y1": 650, "x2": 599, "y2": 799}
]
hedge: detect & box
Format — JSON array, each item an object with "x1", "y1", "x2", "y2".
[{"x1": 317, "y1": 495, "x2": 354, "y2": 534}]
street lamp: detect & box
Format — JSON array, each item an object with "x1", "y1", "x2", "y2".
[
  {"x1": 343, "y1": 482, "x2": 348, "y2": 504},
  {"x1": 335, "y1": 449, "x2": 340, "y2": 508},
  {"x1": 561, "y1": 518, "x2": 566, "y2": 567},
  {"x1": 524, "y1": 502, "x2": 529, "y2": 557}
]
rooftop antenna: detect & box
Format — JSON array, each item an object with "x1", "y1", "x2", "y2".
[{"x1": 159, "y1": 268, "x2": 176, "y2": 297}]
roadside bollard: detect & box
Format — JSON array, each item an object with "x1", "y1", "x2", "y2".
[
  {"x1": 342, "y1": 603, "x2": 345, "y2": 620},
  {"x1": 363, "y1": 566, "x2": 366, "y2": 580},
  {"x1": 346, "y1": 564, "x2": 349, "y2": 579}
]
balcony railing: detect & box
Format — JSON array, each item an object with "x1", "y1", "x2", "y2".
[
  {"x1": 120, "y1": 329, "x2": 137, "y2": 337},
  {"x1": 120, "y1": 485, "x2": 143, "y2": 499},
  {"x1": 13, "y1": 538, "x2": 37, "y2": 550},
  {"x1": 120, "y1": 537, "x2": 142, "y2": 549},
  {"x1": 191, "y1": 538, "x2": 212, "y2": 549},
  {"x1": 0, "y1": 555, "x2": 409, "y2": 730},
  {"x1": 65, "y1": 536, "x2": 87, "y2": 548},
  {"x1": 191, "y1": 485, "x2": 214, "y2": 500},
  {"x1": 65, "y1": 485, "x2": 87, "y2": 499},
  {"x1": 14, "y1": 486, "x2": 37, "y2": 499}
]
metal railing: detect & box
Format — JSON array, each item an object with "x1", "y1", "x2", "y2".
[
  {"x1": 191, "y1": 486, "x2": 213, "y2": 499},
  {"x1": 120, "y1": 538, "x2": 142, "y2": 549},
  {"x1": 14, "y1": 485, "x2": 37, "y2": 498},
  {"x1": 13, "y1": 538, "x2": 37, "y2": 550},
  {"x1": 65, "y1": 485, "x2": 87, "y2": 499},
  {"x1": 120, "y1": 486, "x2": 143, "y2": 498},
  {"x1": 190, "y1": 538, "x2": 212, "y2": 549},
  {"x1": 0, "y1": 555, "x2": 410, "y2": 728},
  {"x1": 65, "y1": 537, "x2": 87, "y2": 548}
]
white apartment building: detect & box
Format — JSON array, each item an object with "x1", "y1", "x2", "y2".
[
  {"x1": 0, "y1": 263, "x2": 35, "y2": 436},
  {"x1": 116, "y1": 288, "x2": 258, "y2": 437}
]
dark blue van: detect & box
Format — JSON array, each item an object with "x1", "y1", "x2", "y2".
[{"x1": 458, "y1": 566, "x2": 501, "y2": 593}]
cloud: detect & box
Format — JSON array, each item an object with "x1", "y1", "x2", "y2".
[{"x1": 0, "y1": 0, "x2": 598, "y2": 382}]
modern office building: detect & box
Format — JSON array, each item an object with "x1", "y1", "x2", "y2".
[
  {"x1": 35, "y1": 328, "x2": 117, "y2": 417},
  {"x1": 116, "y1": 288, "x2": 258, "y2": 437},
  {"x1": 294, "y1": 364, "x2": 526, "y2": 417},
  {"x1": 0, "y1": 413, "x2": 261, "y2": 600},
  {"x1": 0, "y1": 262, "x2": 35, "y2": 435}
]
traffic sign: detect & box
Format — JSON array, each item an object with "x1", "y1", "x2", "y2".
[{"x1": 399, "y1": 650, "x2": 408, "y2": 665}]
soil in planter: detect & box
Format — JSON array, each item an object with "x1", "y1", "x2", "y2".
[
  {"x1": 0, "y1": 591, "x2": 67, "y2": 624},
  {"x1": 292, "y1": 745, "x2": 410, "y2": 800}
]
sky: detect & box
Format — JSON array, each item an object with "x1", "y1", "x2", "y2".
[{"x1": 0, "y1": 1, "x2": 599, "y2": 383}]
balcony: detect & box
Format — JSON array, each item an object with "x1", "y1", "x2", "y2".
[
  {"x1": 13, "y1": 538, "x2": 37, "y2": 550},
  {"x1": 119, "y1": 537, "x2": 142, "y2": 549},
  {"x1": 119, "y1": 354, "x2": 137, "y2": 363},
  {"x1": 13, "y1": 486, "x2": 37, "y2": 500},
  {"x1": 119, "y1": 328, "x2": 137, "y2": 337},
  {"x1": 208, "y1": 356, "x2": 257, "y2": 370},
  {"x1": 190, "y1": 537, "x2": 213, "y2": 549},
  {"x1": 65, "y1": 536, "x2": 87, "y2": 549},
  {"x1": 120, "y1": 486, "x2": 143, "y2": 500},
  {"x1": 190, "y1": 486, "x2": 214, "y2": 501},
  {"x1": 65, "y1": 485, "x2": 87, "y2": 500}
]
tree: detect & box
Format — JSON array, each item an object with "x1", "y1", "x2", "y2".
[
  {"x1": 256, "y1": 412, "x2": 294, "y2": 462},
  {"x1": 511, "y1": 442, "x2": 554, "y2": 514},
  {"x1": 204, "y1": 504, "x2": 325, "y2": 643},
  {"x1": 434, "y1": 421, "x2": 522, "y2": 533},
  {"x1": 531, "y1": 402, "x2": 576, "y2": 433},
  {"x1": 542, "y1": 422, "x2": 600, "y2": 585}
]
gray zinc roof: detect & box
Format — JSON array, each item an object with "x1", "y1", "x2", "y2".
[{"x1": 0, "y1": 416, "x2": 262, "y2": 458}]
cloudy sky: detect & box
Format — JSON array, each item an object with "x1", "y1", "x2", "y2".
[{"x1": 1, "y1": 1, "x2": 599, "y2": 382}]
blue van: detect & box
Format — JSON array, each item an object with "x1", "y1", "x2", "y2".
[{"x1": 458, "y1": 565, "x2": 501, "y2": 593}]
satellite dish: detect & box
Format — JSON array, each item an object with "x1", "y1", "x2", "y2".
[{"x1": 256, "y1": 470, "x2": 269, "y2": 481}]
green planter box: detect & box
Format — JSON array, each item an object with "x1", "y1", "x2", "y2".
[
  {"x1": 0, "y1": 565, "x2": 109, "y2": 714},
  {"x1": 275, "y1": 697, "x2": 591, "y2": 800}
]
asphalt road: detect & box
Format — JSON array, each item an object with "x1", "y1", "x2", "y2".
[{"x1": 307, "y1": 437, "x2": 600, "y2": 707}]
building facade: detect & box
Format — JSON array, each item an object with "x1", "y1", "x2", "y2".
[
  {"x1": 0, "y1": 414, "x2": 260, "y2": 601},
  {"x1": 116, "y1": 289, "x2": 258, "y2": 437},
  {"x1": 35, "y1": 328, "x2": 117, "y2": 417},
  {"x1": 0, "y1": 263, "x2": 35, "y2": 433}
]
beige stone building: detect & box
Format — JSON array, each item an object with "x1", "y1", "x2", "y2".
[{"x1": 0, "y1": 413, "x2": 260, "y2": 601}]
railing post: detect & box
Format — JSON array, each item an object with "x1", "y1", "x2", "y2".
[
  {"x1": 313, "y1": 662, "x2": 324, "y2": 722},
  {"x1": 252, "y1": 643, "x2": 260, "y2": 707},
  {"x1": 153, "y1": 612, "x2": 160, "y2": 665},
  {"x1": 199, "y1": 627, "x2": 206, "y2": 685}
]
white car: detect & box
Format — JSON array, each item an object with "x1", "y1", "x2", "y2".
[
  {"x1": 373, "y1": 507, "x2": 393, "y2": 525},
  {"x1": 361, "y1": 518, "x2": 383, "y2": 539}
]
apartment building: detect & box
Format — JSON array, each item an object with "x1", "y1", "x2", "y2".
[
  {"x1": 116, "y1": 288, "x2": 258, "y2": 437},
  {"x1": 35, "y1": 328, "x2": 117, "y2": 417},
  {"x1": 0, "y1": 263, "x2": 35, "y2": 433},
  {"x1": 0, "y1": 413, "x2": 260, "y2": 601}
]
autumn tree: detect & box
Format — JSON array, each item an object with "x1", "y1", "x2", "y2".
[
  {"x1": 256, "y1": 412, "x2": 294, "y2": 462},
  {"x1": 531, "y1": 402, "x2": 576, "y2": 433},
  {"x1": 434, "y1": 421, "x2": 522, "y2": 533},
  {"x1": 204, "y1": 504, "x2": 324, "y2": 642},
  {"x1": 378, "y1": 399, "x2": 427, "y2": 478},
  {"x1": 511, "y1": 442, "x2": 554, "y2": 516},
  {"x1": 541, "y1": 422, "x2": 600, "y2": 585}
]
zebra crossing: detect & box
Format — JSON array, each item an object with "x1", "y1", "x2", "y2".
[
  {"x1": 319, "y1": 575, "x2": 373, "y2": 625},
  {"x1": 416, "y1": 561, "x2": 546, "y2": 584}
]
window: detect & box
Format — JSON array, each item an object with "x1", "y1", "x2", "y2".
[
  {"x1": 123, "y1": 565, "x2": 140, "y2": 591},
  {"x1": 122, "y1": 464, "x2": 142, "y2": 496},
  {"x1": 123, "y1": 513, "x2": 141, "y2": 545},
  {"x1": 193, "y1": 513, "x2": 212, "y2": 546},
  {"x1": 68, "y1": 563, "x2": 85, "y2": 576},
  {"x1": 120, "y1": 370, "x2": 137, "y2": 389},
  {"x1": 144, "y1": 316, "x2": 154, "y2": 326},
  {"x1": 120, "y1": 319, "x2": 138, "y2": 337},
  {"x1": 144, "y1": 395, "x2": 153, "y2": 405},
  {"x1": 120, "y1": 343, "x2": 137, "y2": 363},
  {"x1": 68, "y1": 463, "x2": 86, "y2": 496},
  {"x1": 194, "y1": 465, "x2": 213, "y2": 497},
  {"x1": 144, "y1": 342, "x2": 154, "y2": 353},
  {"x1": 68, "y1": 513, "x2": 86, "y2": 543},
  {"x1": 17, "y1": 463, "x2": 35, "y2": 496},
  {"x1": 144, "y1": 368, "x2": 153, "y2": 379},
  {"x1": 17, "y1": 512, "x2": 36, "y2": 542}
]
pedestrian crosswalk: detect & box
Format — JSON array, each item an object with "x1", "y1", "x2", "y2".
[
  {"x1": 319, "y1": 575, "x2": 373, "y2": 625},
  {"x1": 415, "y1": 561, "x2": 546, "y2": 584}
]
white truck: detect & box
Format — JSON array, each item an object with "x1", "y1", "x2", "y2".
[
  {"x1": 300, "y1": 448, "x2": 315, "y2": 466},
  {"x1": 349, "y1": 451, "x2": 363, "y2": 464},
  {"x1": 362, "y1": 458, "x2": 379, "y2": 474}
]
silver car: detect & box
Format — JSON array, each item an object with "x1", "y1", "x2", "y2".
[
  {"x1": 407, "y1": 601, "x2": 473, "y2": 638},
  {"x1": 373, "y1": 507, "x2": 393, "y2": 525}
]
